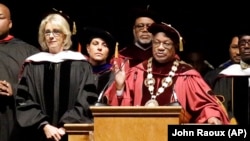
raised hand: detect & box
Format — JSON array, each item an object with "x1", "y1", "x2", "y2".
[{"x1": 113, "y1": 58, "x2": 127, "y2": 90}]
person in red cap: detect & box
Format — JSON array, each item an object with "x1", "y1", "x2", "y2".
[{"x1": 105, "y1": 22, "x2": 230, "y2": 124}]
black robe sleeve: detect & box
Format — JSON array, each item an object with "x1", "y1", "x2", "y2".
[
  {"x1": 15, "y1": 63, "x2": 49, "y2": 128},
  {"x1": 59, "y1": 61, "x2": 98, "y2": 125}
]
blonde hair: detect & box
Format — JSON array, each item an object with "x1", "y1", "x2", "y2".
[{"x1": 38, "y1": 13, "x2": 72, "y2": 51}]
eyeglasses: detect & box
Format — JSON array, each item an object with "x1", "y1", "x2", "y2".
[
  {"x1": 44, "y1": 29, "x2": 62, "y2": 37},
  {"x1": 134, "y1": 23, "x2": 152, "y2": 30},
  {"x1": 152, "y1": 40, "x2": 173, "y2": 49},
  {"x1": 239, "y1": 40, "x2": 250, "y2": 48}
]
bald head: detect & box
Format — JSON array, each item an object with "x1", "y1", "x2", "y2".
[
  {"x1": 0, "y1": 3, "x2": 12, "y2": 39},
  {"x1": 0, "y1": 3, "x2": 11, "y2": 19}
]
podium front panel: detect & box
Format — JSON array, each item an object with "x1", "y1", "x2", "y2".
[{"x1": 90, "y1": 106, "x2": 182, "y2": 141}]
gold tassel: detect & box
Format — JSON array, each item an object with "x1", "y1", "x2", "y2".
[
  {"x1": 161, "y1": 22, "x2": 184, "y2": 52},
  {"x1": 72, "y1": 21, "x2": 77, "y2": 35},
  {"x1": 115, "y1": 42, "x2": 119, "y2": 58},
  {"x1": 179, "y1": 37, "x2": 183, "y2": 52},
  {"x1": 77, "y1": 42, "x2": 82, "y2": 52}
]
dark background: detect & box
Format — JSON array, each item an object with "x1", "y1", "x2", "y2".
[{"x1": 2, "y1": 0, "x2": 250, "y2": 67}]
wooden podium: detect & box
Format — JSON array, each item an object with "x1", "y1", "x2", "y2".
[
  {"x1": 90, "y1": 106, "x2": 182, "y2": 141},
  {"x1": 64, "y1": 123, "x2": 94, "y2": 141}
]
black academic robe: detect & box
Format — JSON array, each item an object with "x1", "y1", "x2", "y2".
[
  {"x1": 15, "y1": 53, "x2": 97, "y2": 141},
  {"x1": 0, "y1": 38, "x2": 39, "y2": 141},
  {"x1": 204, "y1": 60, "x2": 234, "y2": 88},
  {"x1": 213, "y1": 64, "x2": 250, "y2": 125}
]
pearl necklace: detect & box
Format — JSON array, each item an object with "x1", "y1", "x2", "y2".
[{"x1": 144, "y1": 57, "x2": 179, "y2": 107}]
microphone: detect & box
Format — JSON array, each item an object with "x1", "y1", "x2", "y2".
[
  {"x1": 94, "y1": 77, "x2": 113, "y2": 106},
  {"x1": 204, "y1": 60, "x2": 214, "y2": 69},
  {"x1": 94, "y1": 57, "x2": 129, "y2": 106}
]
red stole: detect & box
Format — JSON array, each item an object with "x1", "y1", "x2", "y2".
[{"x1": 0, "y1": 35, "x2": 14, "y2": 43}]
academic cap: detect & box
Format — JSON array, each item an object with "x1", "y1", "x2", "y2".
[
  {"x1": 129, "y1": 7, "x2": 163, "y2": 25},
  {"x1": 79, "y1": 27, "x2": 116, "y2": 59},
  {"x1": 148, "y1": 22, "x2": 183, "y2": 51}
]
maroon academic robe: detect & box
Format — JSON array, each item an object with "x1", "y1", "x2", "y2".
[
  {"x1": 105, "y1": 58, "x2": 230, "y2": 124},
  {"x1": 118, "y1": 45, "x2": 152, "y2": 68}
]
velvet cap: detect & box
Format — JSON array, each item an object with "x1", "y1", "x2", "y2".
[
  {"x1": 148, "y1": 22, "x2": 183, "y2": 51},
  {"x1": 82, "y1": 27, "x2": 115, "y2": 48},
  {"x1": 131, "y1": 8, "x2": 161, "y2": 22},
  {"x1": 79, "y1": 26, "x2": 116, "y2": 59}
]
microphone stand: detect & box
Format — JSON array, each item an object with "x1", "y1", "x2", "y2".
[
  {"x1": 94, "y1": 82, "x2": 111, "y2": 106},
  {"x1": 94, "y1": 76, "x2": 113, "y2": 106}
]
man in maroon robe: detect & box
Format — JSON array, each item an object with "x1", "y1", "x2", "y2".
[
  {"x1": 105, "y1": 22, "x2": 229, "y2": 124},
  {"x1": 117, "y1": 7, "x2": 162, "y2": 68}
]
